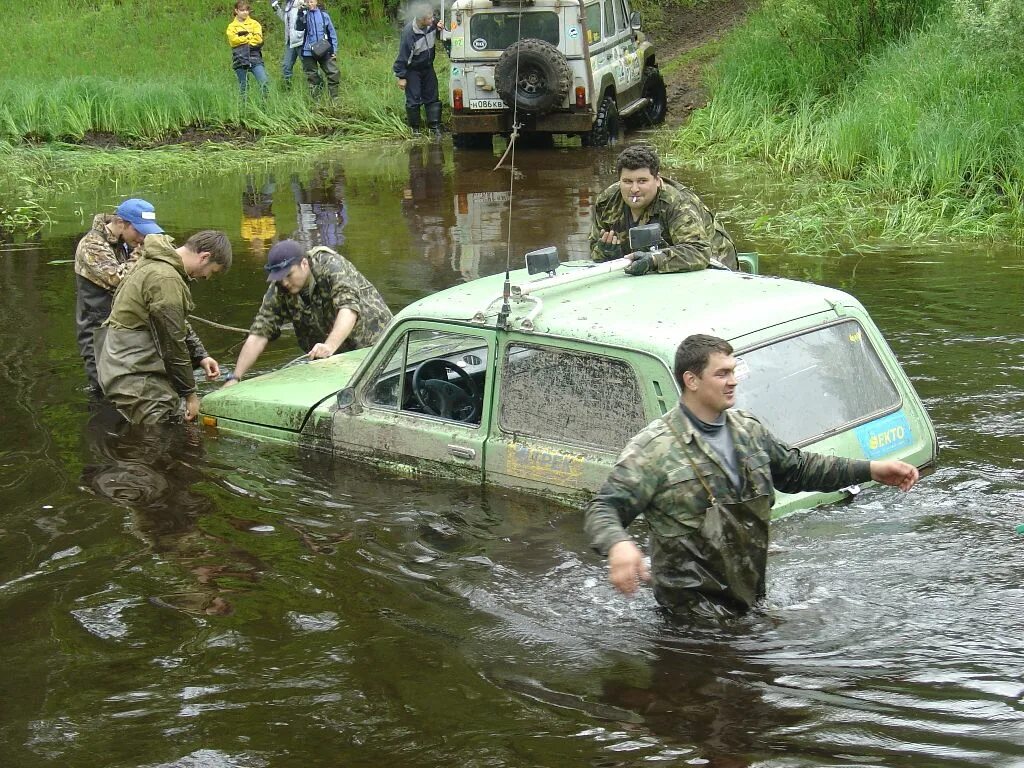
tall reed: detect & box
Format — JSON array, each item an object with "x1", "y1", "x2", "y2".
[
  {"x1": 2, "y1": 0, "x2": 428, "y2": 143},
  {"x1": 672, "y1": 0, "x2": 1024, "y2": 243}
]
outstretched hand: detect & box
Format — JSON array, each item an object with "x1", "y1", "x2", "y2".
[
  {"x1": 607, "y1": 540, "x2": 650, "y2": 595},
  {"x1": 869, "y1": 460, "x2": 919, "y2": 492}
]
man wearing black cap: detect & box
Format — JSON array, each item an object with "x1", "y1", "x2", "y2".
[
  {"x1": 74, "y1": 198, "x2": 162, "y2": 394},
  {"x1": 224, "y1": 240, "x2": 393, "y2": 386}
]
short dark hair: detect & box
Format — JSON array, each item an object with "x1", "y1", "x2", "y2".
[
  {"x1": 186, "y1": 230, "x2": 233, "y2": 271},
  {"x1": 615, "y1": 145, "x2": 661, "y2": 177},
  {"x1": 673, "y1": 334, "x2": 733, "y2": 386},
  {"x1": 234, "y1": 1, "x2": 251, "y2": 10}
]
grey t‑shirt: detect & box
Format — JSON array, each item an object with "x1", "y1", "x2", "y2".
[{"x1": 681, "y1": 403, "x2": 741, "y2": 490}]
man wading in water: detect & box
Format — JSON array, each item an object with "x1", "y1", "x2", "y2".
[
  {"x1": 74, "y1": 199, "x2": 160, "y2": 395},
  {"x1": 584, "y1": 334, "x2": 920, "y2": 617},
  {"x1": 97, "y1": 231, "x2": 232, "y2": 425},
  {"x1": 223, "y1": 239, "x2": 392, "y2": 386}
]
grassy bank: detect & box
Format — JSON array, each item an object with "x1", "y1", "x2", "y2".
[
  {"x1": 671, "y1": 0, "x2": 1024, "y2": 245},
  {"x1": 3, "y1": 0, "x2": 413, "y2": 144}
]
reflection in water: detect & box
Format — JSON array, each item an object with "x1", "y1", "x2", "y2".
[
  {"x1": 80, "y1": 403, "x2": 259, "y2": 617},
  {"x1": 402, "y1": 142, "x2": 450, "y2": 271},
  {"x1": 1, "y1": 149, "x2": 1023, "y2": 767},
  {"x1": 290, "y1": 165, "x2": 347, "y2": 249},
  {"x1": 240, "y1": 175, "x2": 277, "y2": 258}
]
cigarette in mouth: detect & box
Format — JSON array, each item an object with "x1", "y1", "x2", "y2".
[{"x1": 631, "y1": 194, "x2": 639, "y2": 203}]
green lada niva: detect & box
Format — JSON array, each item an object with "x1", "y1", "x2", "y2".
[{"x1": 199, "y1": 254, "x2": 937, "y2": 516}]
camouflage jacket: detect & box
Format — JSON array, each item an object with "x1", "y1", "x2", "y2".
[
  {"x1": 590, "y1": 177, "x2": 737, "y2": 271},
  {"x1": 74, "y1": 214, "x2": 136, "y2": 291},
  {"x1": 584, "y1": 405, "x2": 871, "y2": 609},
  {"x1": 250, "y1": 247, "x2": 393, "y2": 353},
  {"x1": 104, "y1": 234, "x2": 209, "y2": 395}
]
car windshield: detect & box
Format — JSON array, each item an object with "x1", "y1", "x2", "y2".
[
  {"x1": 469, "y1": 12, "x2": 559, "y2": 50},
  {"x1": 734, "y1": 320, "x2": 901, "y2": 446}
]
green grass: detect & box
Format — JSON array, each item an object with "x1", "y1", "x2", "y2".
[
  {"x1": 1, "y1": 0, "x2": 424, "y2": 143},
  {"x1": 670, "y1": 1, "x2": 1024, "y2": 245}
]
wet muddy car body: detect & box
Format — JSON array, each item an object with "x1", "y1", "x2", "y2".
[
  {"x1": 445, "y1": 0, "x2": 666, "y2": 147},
  {"x1": 201, "y1": 257, "x2": 937, "y2": 516}
]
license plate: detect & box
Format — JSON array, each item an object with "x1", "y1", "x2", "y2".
[{"x1": 467, "y1": 98, "x2": 507, "y2": 110}]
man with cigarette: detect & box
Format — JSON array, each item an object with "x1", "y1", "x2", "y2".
[{"x1": 590, "y1": 145, "x2": 737, "y2": 275}]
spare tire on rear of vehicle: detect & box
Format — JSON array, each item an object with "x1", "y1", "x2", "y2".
[{"x1": 494, "y1": 39, "x2": 572, "y2": 115}]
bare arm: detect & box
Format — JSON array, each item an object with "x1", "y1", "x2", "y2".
[
  {"x1": 226, "y1": 334, "x2": 270, "y2": 385},
  {"x1": 309, "y1": 307, "x2": 358, "y2": 359}
]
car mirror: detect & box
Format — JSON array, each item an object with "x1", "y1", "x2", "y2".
[
  {"x1": 630, "y1": 11, "x2": 642, "y2": 30},
  {"x1": 336, "y1": 386, "x2": 357, "y2": 410},
  {"x1": 628, "y1": 223, "x2": 661, "y2": 252},
  {"x1": 525, "y1": 246, "x2": 560, "y2": 275}
]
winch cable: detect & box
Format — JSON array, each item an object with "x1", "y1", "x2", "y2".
[
  {"x1": 495, "y1": 6, "x2": 528, "y2": 331},
  {"x1": 493, "y1": 8, "x2": 526, "y2": 175}
]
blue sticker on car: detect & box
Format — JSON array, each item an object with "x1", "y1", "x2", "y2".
[{"x1": 855, "y1": 411, "x2": 914, "y2": 459}]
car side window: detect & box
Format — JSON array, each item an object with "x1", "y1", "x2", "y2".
[
  {"x1": 499, "y1": 344, "x2": 647, "y2": 452},
  {"x1": 585, "y1": 2, "x2": 602, "y2": 44},
  {"x1": 603, "y1": 0, "x2": 614, "y2": 38},
  {"x1": 613, "y1": 0, "x2": 627, "y2": 31},
  {"x1": 366, "y1": 329, "x2": 488, "y2": 425}
]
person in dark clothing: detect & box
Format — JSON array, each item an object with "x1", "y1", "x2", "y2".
[
  {"x1": 295, "y1": 0, "x2": 340, "y2": 99},
  {"x1": 74, "y1": 199, "x2": 161, "y2": 395},
  {"x1": 393, "y1": 3, "x2": 448, "y2": 136}
]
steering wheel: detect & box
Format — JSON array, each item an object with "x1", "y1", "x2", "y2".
[{"x1": 411, "y1": 358, "x2": 481, "y2": 422}]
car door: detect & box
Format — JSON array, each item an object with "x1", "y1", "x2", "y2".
[
  {"x1": 483, "y1": 337, "x2": 671, "y2": 501},
  {"x1": 332, "y1": 322, "x2": 496, "y2": 482}
]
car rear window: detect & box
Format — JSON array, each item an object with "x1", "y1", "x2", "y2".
[
  {"x1": 734, "y1": 320, "x2": 901, "y2": 446},
  {"x1": 499, "y1": 344, "x2": 647, "y2": 452},
  {"x1": 469, "y1": 12, "x2": 559, "y2": 50}
]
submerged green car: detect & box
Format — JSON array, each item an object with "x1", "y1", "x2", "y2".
[{"x1": 200, "y1": 256, "x2": 937, "y2": 515}]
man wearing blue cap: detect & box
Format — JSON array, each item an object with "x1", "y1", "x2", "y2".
[
  {"x1": 224, "y1": 240, "x2": 392, "y2": 385},
  {"x1": 74, "y1": 198, "x2": 163, "y2": 394}
]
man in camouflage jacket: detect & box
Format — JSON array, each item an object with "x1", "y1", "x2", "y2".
[
  {"x1": 225, "y1": 240, "x2": 393, "y2": 385},
  {"x1": 74, "y1": 199, "x2": 162, "y2": 393},
  {"x1": 97, "y1": 231, "x2": 232, "y2": 425},
  {"x1": 590, "y1": 145, "x2": 737, "y2": 274},
  {"x1": 584, "y1": 334, "x2": 919, "y2": 616}
]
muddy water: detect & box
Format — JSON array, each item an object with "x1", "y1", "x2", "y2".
[{"x1": 1, "y1": 143, "x2": 1022, "y2": 768}]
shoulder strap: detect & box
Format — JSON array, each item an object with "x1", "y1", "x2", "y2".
[{"x1": 664, "y1": 416, "x2": 718, "y2": 505}]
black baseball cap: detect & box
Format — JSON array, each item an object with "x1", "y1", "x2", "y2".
[{"x1": 265, "y1": 240, "x2": 306, "y2": 282}]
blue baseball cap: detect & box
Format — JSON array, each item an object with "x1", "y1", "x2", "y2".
[
  {"x1": 115, "y1": 198, "x2": 163, "y2": 236},
  {"x1": 265, "y1": 239, "x2": 307, "y2": 282}
]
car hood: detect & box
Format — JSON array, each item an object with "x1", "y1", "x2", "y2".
[{"x1": 200, "y1": 348, "x2": 371, "y2": 432}]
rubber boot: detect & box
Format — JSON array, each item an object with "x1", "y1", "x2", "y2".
[
  {"x1": 425, "y1": 102, "x2": 442, "y2": 139},
  {"x1": 406, "y1": 106, "x2": 422, "y2": 136}
]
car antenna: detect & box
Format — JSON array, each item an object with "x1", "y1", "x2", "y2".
[{"x1": 495, "y1": 6, "x2": 527, "y2": 331}]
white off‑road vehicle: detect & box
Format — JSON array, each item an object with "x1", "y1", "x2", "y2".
[{"x1": 442, "y1": 0, "x2": 666, "y2": 148}]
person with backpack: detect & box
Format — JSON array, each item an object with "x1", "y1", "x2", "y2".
[{"x1": 295, "y1": 0, "x2": 339, "y2": 99}]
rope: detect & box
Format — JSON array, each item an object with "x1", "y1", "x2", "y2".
[
  {"x1": 187, "y1": 314, "x2": 250, "y2": 334},
  {"x1": 188, "y1": 313, "x2": 294, "y2": 336}
]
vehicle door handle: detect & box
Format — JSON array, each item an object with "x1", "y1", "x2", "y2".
[{"x1": 448, "y1": 444, "x2": 476, "y2": 460}]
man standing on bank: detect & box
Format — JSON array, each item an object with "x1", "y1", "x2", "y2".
[
  {"x1": 270, "y1": 0, "x2": 306, "y2": 87},
  {"x1": 393, "y1": 2, "x2": 447, "y2": 137},
  {"x1": 584, "y1": 334, "x2": 920, "y2": 617},
  {"x1": 97, "y1": 231, "x2": 233, "y2": 425},
  {"x1": 295, "y1": 0, "x2": 340, "y2": 99},
  {"x1": 74, "y1": 198, "x2": 161, "y2": 395},
  {"x1": 591, "y1": 145, "x2": 738, "y2": 274},
  {"x1": 224, "y1": 240, "x2": 392, "y2": 386}
]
